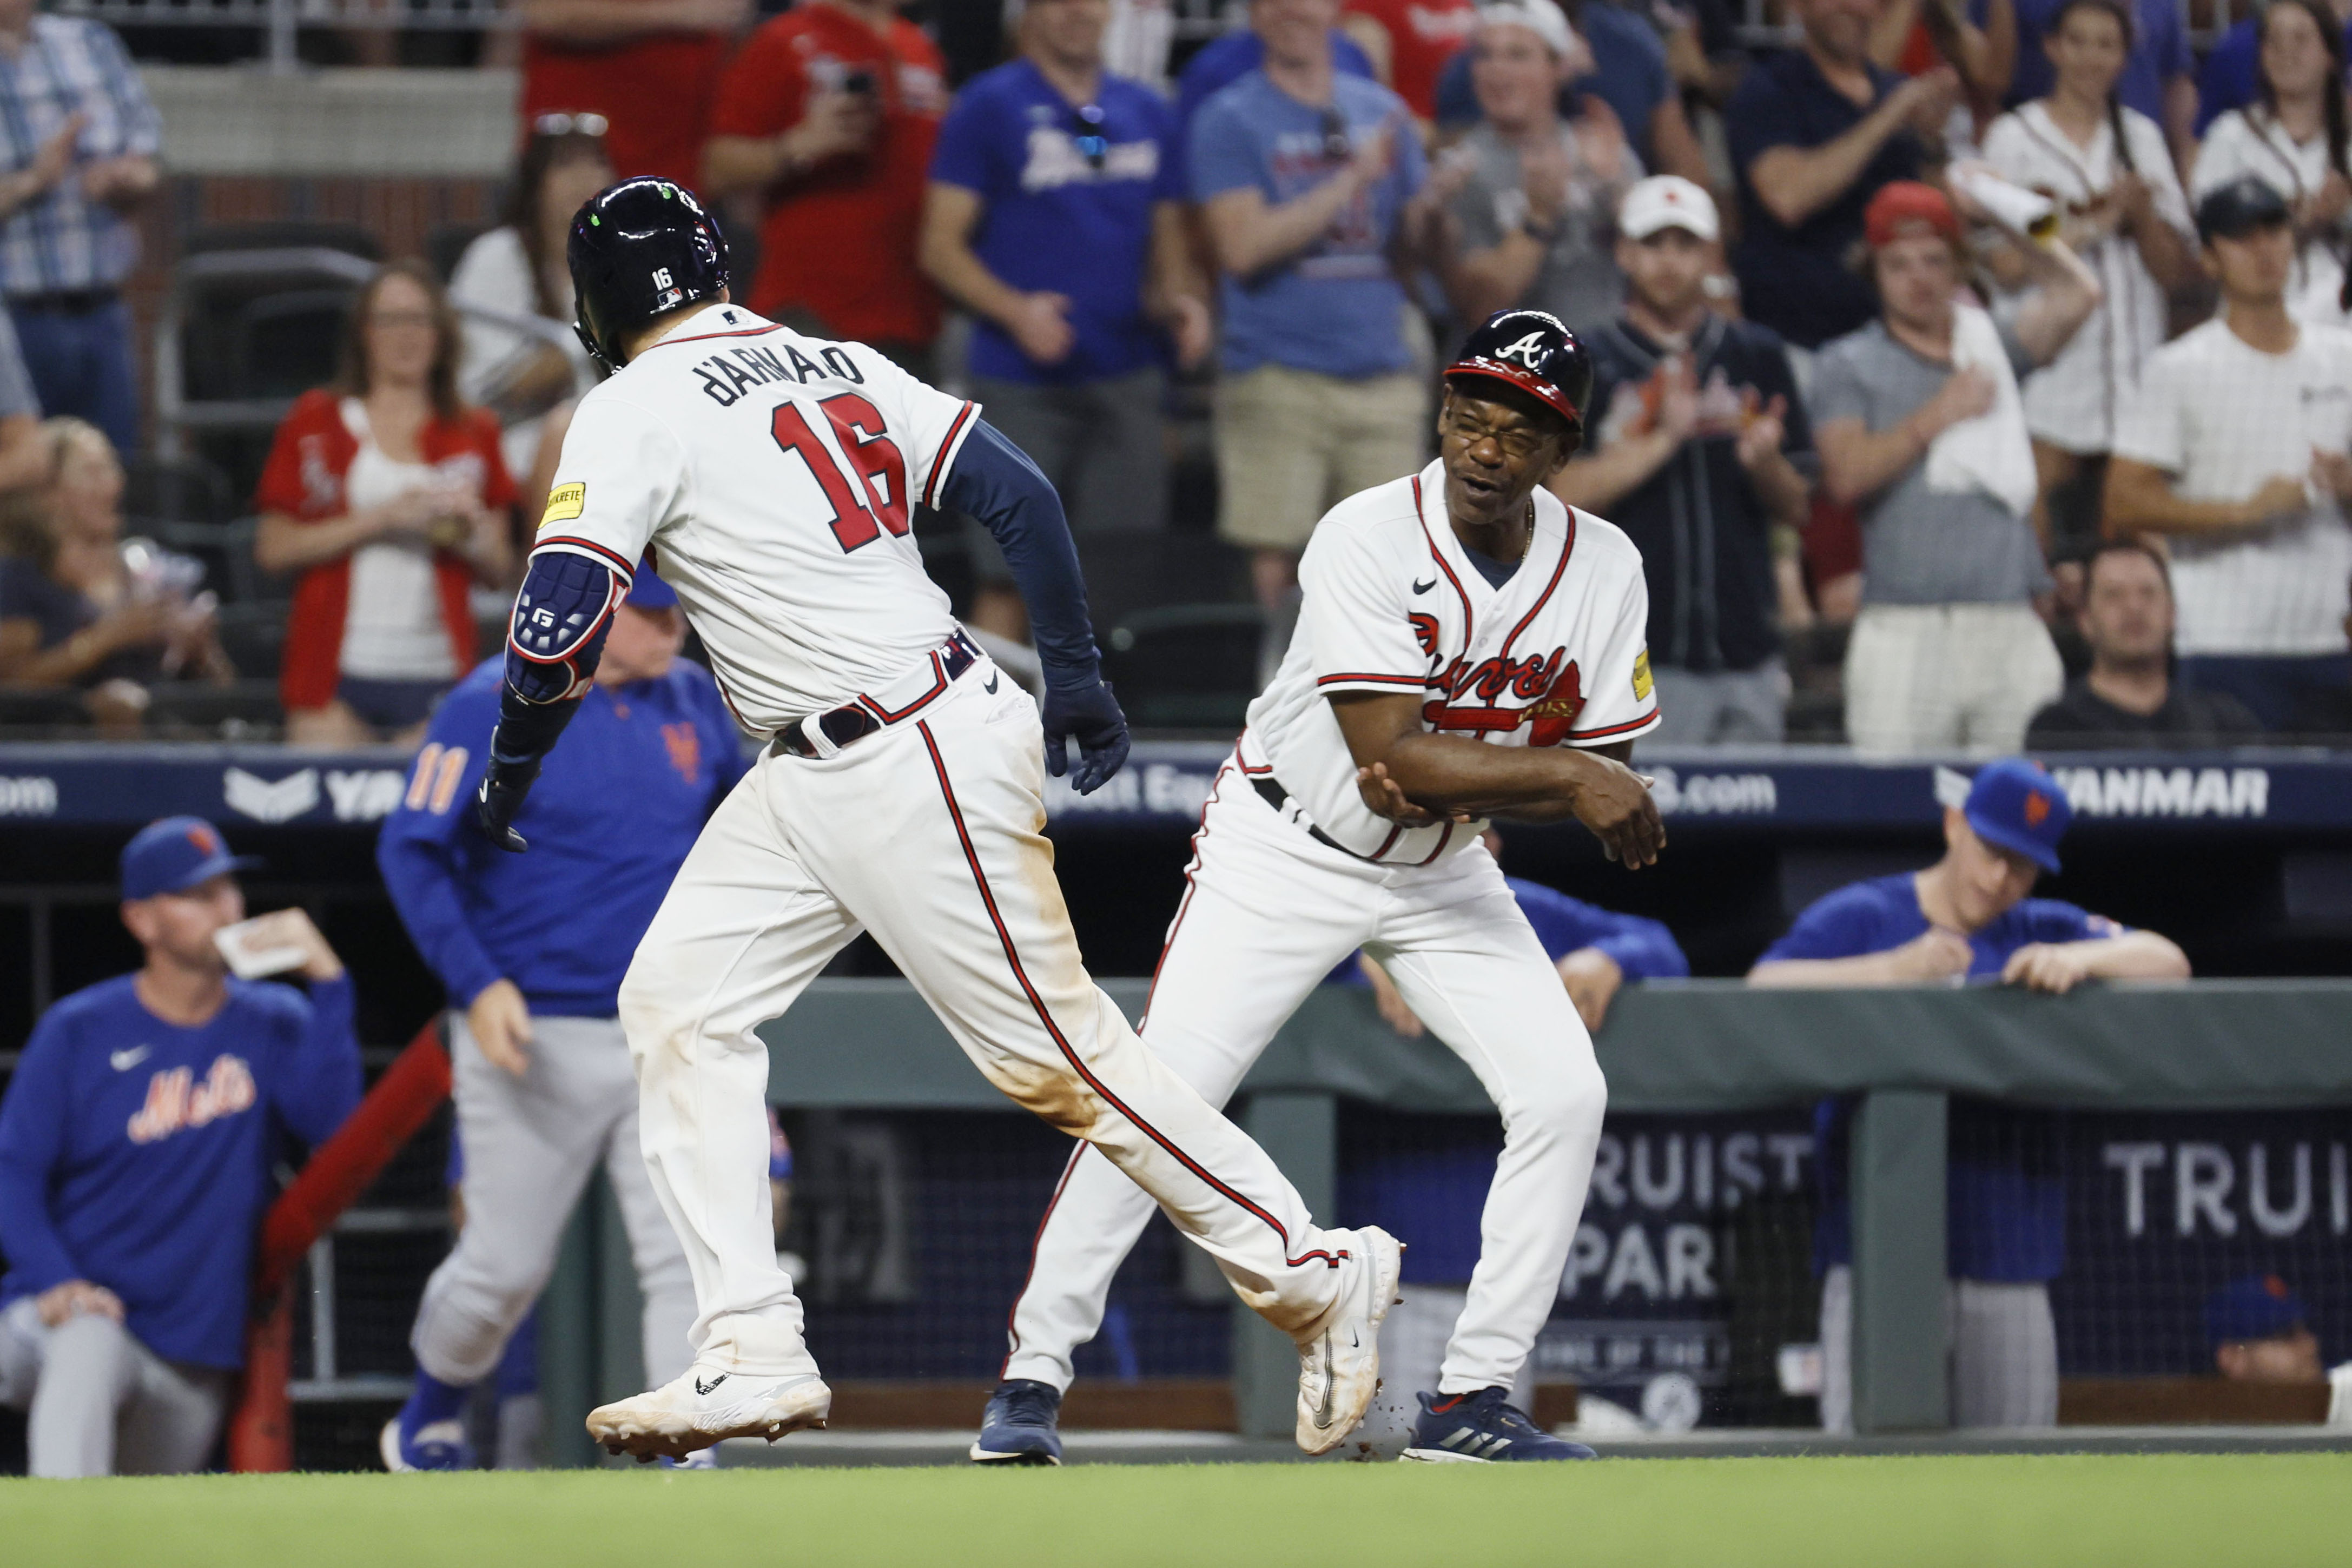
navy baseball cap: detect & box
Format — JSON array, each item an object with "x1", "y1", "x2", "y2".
[
  {"x1": 2206, "y1": 1274, "x2": 2307, "y2": 1347},
  {"x1": 626, "y1": 563, "x2": 678, "y2": 610},
  {"x1": 121, "y1": 815, "x2": 261, "y2": 901},
  {"x1": 1963, "y1": 758, "x2": 2072, "y2": 874},
  {"x1": 2197, "y1": 175, "x2": 2292, "y2": 243}
]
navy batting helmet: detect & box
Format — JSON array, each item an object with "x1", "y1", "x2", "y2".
[
  {"x1": 1444, "y1": 309, "x2": 1593, "y2": 433},
  {"x1": 567, "y1": 177, "x2": 730, "y2": 370}
]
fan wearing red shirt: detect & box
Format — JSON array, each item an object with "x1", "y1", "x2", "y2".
[
  {"x1": 519, "y1": 0, "x2": 749, "y2": 186},
  {"x1": 702, "y1": 0, "x2": 951, "y2": 363},
  {"x1": 1341, "y1": 0, "x2": 1476, "y2": 121}
]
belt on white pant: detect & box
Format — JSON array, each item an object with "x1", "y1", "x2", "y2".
[{"x1": 771, "y1": 629, "x2": 983, "y2": 760}]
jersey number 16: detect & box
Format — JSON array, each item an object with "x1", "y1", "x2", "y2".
[{"x1": 772, "y1": 393, "x2": 909, "y2": 553}]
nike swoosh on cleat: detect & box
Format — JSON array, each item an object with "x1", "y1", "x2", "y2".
[
  {"x1": 985, "y1": 674, "x2": 1000, "y2": 693},
  {"x1": 1313, "y1": 1336, "x2": 1336, "y2": 1429},
  {"x1": 1411, "y1": 577, "x2": 1436, "y2": 594},
  {"x1": 695, "y1": 1374, "x2": 728, "y2": 1397}
]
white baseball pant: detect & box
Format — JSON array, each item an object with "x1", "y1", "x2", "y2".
[
  {"x1": 617, "y1": 666, "x2": 1356, "y2": 1376},
  {"x1": 1002, "y1": 762, "x2": 1609, "y2": 1398},
  {"x1": 410, "y1": 1014, "x2": 695, "y2": 1391}
]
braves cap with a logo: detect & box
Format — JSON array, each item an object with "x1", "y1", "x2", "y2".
[
  {"x1": 1962, "y1": 758, "x2": 2072, "y2": 874},
  {"x1": 2205, "y1": 1273, "x2": 2308, "y2": 1348},
  {"x1": 1620, "y1": 175, "x2": 1719, "y2": 243},
  {"x1": 121, "y1": 815, "x2": 263, "y2": 901},
  {"x1": 1444, "y1": 308, "x2": 1594, "y2": 433}
]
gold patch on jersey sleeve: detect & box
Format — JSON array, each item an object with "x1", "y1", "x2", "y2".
[
  {"x1": 539, "y1": 482, "x2": 586, "y2": 531},
  {"x1": 1632, "y1": 647, "x2": 1654, "y2": 700}
]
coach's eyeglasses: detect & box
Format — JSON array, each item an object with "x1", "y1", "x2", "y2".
[
  {"x1": 1069, "y1": 104, "x2": 1109, "y2": 171},
  {"x1": 533, "y1": 111, "x2": 611, "y2": 139},
  {"x1": 1318, "y1": 106, "x2": 1352, "y2": 164}
]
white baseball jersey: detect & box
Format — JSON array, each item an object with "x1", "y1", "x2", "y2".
[
  {"x1": 2193, "y1": 110, "x2": 2351, "y2": 328},
  {"x1": 1981, "y1": 103, "x2": 2190, "y2": 453},
  {"x1": 1242, "y1": 460, "x2": 1659, "y2": 861},
  {"x1": 533, "y1": 303, "x2": 981, "y2": 732},
  {"x1": 2111, "y1": 315, "x2": 2352, "y2": 656}
]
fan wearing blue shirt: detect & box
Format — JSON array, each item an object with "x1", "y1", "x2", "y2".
[
  {"x1": 0, "y1": 817, "x2": 361, "y2": 1478},
  {"x1": 921, "y1": 0, "x2": 1212, "y2": 648},
  {"x1": 1348, "y1": 829, "x2": 1687, "y2": 1419},
  {"x1": 1192, "y1": 0, "x2": 1435, "y2": 619},
  {"x1": 1174, "y1": 0, "x2": 1377, "y2": 187},
  {"x1": 375, "y1": 568, "x2": 749, "y2": 1472},
  {"x1": 1749, "y1": 758, "x2": 2188, "y2": 1432}
]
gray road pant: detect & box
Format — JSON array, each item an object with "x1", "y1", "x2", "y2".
[
  {"x1": 0, "y1": 1297, "x2": 233, "y2": 1477},
  {"x1": 1648, "y1": 660, "x2": 1789, "y2": 745},
  {"x1": 963, "y1": 369, "x2": 1168, "y2": 581},
  {"x1": 410, "y1": 1014, "x2": 694, "y2": 1390},
  {"x1": 1818, "y1": 1265, "x2": 2059, "y2": 1432}
]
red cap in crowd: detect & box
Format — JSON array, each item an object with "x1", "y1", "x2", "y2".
[{"x1": 1864, "y1": 181, "x2": 1961, "y2": 248}]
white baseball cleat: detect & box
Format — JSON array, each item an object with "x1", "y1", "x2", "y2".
[
  {"x1": 586, "y1": 1366, "x2": 831, "y2": 1463},
  {"x1": 1293, "y1": 1226, "x2": 1403, "y2": 1455}
]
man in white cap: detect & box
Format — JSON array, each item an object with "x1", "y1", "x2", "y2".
[
  {"x1": 1552, "y1": 175, "x2": 1816, "y2": 743},
  {"x1": 1436, "y1": 0, "x2": 1642, "y2": 335}
]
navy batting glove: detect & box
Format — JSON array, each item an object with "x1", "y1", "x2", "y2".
[
  {"x1": 474, "y1": 756, "x2": 541, "y2": 853},
  {"x1": 1041, "y1": 679, "x2": 1129, "y2": 796}
]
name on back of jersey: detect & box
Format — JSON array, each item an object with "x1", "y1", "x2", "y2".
[{"x1": 692, "y1": 339, "x2": 870, "y2": 408}]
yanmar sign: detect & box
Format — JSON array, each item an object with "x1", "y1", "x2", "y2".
[{"x1": 2050, "y1": 765, "x2": 2270, "y2": 819}]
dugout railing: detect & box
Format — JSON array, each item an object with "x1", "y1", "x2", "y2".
[{"x1": 524, "y1": 978, "x2": 2352, "y2": 1465}]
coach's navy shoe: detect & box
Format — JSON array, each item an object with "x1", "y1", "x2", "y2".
[
  {"x1": 970, "y1": 1378, "x2": 1063, "y2": 1465},
  {"x1": 1400, "y1": 1388, "x2": 1597, "y2": 1463},
  {"x1": 380, "y1": 1405, "x2": 474, "y2": 1472}
]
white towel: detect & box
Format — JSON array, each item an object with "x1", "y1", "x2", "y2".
[{"x1": 1923, "y1": 303, "x2": 2039, "y2": 519}]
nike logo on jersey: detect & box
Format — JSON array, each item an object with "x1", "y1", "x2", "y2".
[
  {"x1": 690, "y1": 341, "x2": 869, "y2": 409},
  {"x1": 1411, "y1": 577, "x2": 1437, "y2": 595},
  {"x1": 110, "y1": 1045, "x2": 151, "y2": 1072},
  {"x1": 695, "y1": 1374, "x2": 729, "y2": 1397},
  {"x1": 984, "y1": 673, "x2": 1000, "y2": 694}
]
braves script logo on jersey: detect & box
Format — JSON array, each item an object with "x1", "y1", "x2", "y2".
[
  {"x1": 126, "y1": 1055, "x2": 257, "y2": 1144},
  {"x1": 1410, "y1": 614, "x2": 1584, "y2": 741}
]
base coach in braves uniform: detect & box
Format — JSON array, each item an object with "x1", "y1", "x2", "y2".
[
  {"x1": 473, "y1": 177, "x2": 1399, "y2": 1462},
  {"x1": 0, "y1": 819, "x2": 359, "y2": 1477},
  {"x1": 976, "y1": 310, "x2": 1667, "y2": 1466},
  {"x1": 375, "y1": 567, "x2": 744, "y2": 1471}
]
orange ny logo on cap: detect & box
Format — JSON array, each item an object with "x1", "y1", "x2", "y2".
[
  {"x1": 2023, "y1": 791, "x2": 2050, "y2": 828},
  {"x1": 187, "y1": 823, "x2": 222, "y2": 856}
]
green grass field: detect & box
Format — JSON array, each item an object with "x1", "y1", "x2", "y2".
[{"x1": 4, "y1": 1455, "x2": 2350, "y2": 1567}]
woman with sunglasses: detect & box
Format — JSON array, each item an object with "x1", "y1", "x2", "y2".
[
  {"x1": 2194, "y1": 0, "x2": 2352, "y2": 327},
  {"x1": 450, "y1": 114, "x2": 616, "y2": 512},
  {"x1": 252, "y1": 262, "x2": 518, "y2": 745}
]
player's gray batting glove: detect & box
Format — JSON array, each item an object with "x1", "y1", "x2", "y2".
[
  {"x1": 1041, "y1": 679, "x2": 1129, "y2": 796},
  {"x1": 474, "y1": 755, "x2": 542, "y2": 854}
]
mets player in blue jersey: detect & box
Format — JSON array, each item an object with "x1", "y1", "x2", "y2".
[
  {"x1": 375, "y1": 567, "x2": 748, "y2": 1471},
  {"x1": 0, "y1": 817, "x2": 361, "y2": 1478},
  {"x1": 1749, "y1": 758, "x2": 2190, "y2": 1431}
]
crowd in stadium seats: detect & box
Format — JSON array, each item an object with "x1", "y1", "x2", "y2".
[{"x1": 3, "y1": 0, "x2": 2352, "y2": 750}]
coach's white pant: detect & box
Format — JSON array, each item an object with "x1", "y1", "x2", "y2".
[
  {"x1": 1842, "y1": 603, "x2": 2062, "y2": 757},
  {"x1": 619, "y1": 673, "x2": 1353, "y2": 1375},
  {"x1": 411, "y1": 1014, "x2": 695, "y2": 1391},
  {"x1": 1002, "y1": 765, "x2": 1608, "y2": 1398}
]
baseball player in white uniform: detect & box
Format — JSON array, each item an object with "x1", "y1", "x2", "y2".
[
  {"x1": 972, "y1": 309, "x2": 1666, "y2": 1466},
  {"x1": 472, "y1": 178, "x2": 1399, "y2": 1463}
]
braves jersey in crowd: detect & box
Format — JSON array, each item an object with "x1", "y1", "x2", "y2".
[
  {"x1": 1243, "y1": 461, "x2": 1659, "y2": 863},
  {"x1": 378, "y1": 656, "x2": 748, "y2": 1016},
  {"x1": 0, "y1": 975, "x2": 361, "y2": 1367},
  {"x1": 532, "y1": 304, "x2": 982, "y2": 732},
  {"x1": 1762, "y1": 873, "x2": 2128, "y2": 1282}
]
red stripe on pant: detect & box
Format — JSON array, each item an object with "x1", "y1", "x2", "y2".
[
  {"x1": 915, "y1": 719, "x2": 1348, "y2": 1272},
  {"x1": 999, "y1": 1139, "x2": 1088, "y2": 1378}
]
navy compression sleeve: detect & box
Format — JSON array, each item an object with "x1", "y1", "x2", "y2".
[
  {"x1": 939, "y1": 420, "x2": 1102, "y2": 689},
  {"x1": 479, "y1": 550, "x2": 626, "y2": 849}
]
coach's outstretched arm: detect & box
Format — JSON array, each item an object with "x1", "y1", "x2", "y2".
[
  {"x1": 941, "y1": 420, "x2": 1129, "y2": 795},
  {"x1": 475, "y1": 549, "x2": 626, "y2": 851},
  {"x1": 1331, "y1": 690, "x2": 1666, "y2": 868}
]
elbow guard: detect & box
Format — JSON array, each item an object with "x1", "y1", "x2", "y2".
[{"x1": 506, "y1": 548, "x2": 625, "y2": 704}]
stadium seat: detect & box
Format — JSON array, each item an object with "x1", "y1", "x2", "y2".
[
  {"x1": 1100, "y1": 603, "x2": 1265, "y2": 732},
  {"x1": 123, "y1": 452, "x2": 235, "y2": 530},
  {"x1": 425, "y1": 222, "x2": 488, "y2": 283}
]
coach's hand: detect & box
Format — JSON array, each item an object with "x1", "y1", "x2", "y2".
[
  {"x1": 1562, "y1": 750, "x2": 1666, "y2": 868},
  {"x1": 1042, "y1": 679, "x2": 1130, "y2": 796},
  {"x1": 474, "y1": 755, "x2": 541, "y2": 853},
  {"x1": 467, "y1": 978, "x2": 534, "y2": 1077}
]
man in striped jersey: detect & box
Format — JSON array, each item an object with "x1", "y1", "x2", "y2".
[
  {"x1": 2106, "y1": 175, "x2": 2352, "y2": 737},
  {"x1": 974, "y1": 309, "x2": 1664, "y2": 1467}
]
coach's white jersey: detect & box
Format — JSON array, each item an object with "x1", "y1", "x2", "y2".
[
  {"x1": 533, "y1": 304, "x2": 980, "y2": 732},
  {"x1": 1242, "y1": 460, "x2": 1659, "y2": 863}
]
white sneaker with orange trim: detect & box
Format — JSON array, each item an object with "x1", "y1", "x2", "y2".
[
  {"x1": 1293, "y1": 1227, "x2": 1403, "y2": 1455},
  {"x1": 587, "y1": 1366, "x2": 831, "y2": 1462}
]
